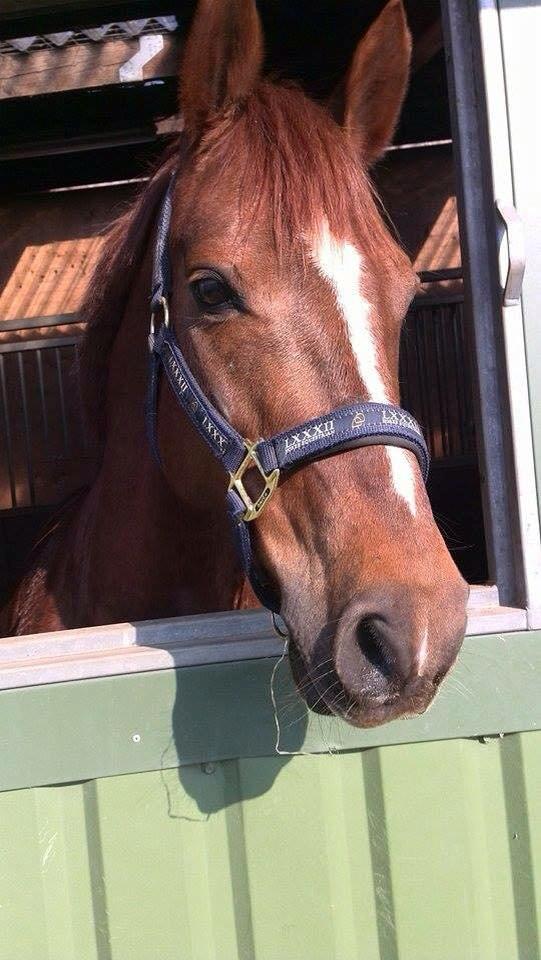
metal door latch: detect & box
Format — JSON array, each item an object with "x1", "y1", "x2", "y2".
[{"x1": 496, "y1": 200, "x2": 526, "y2": 306}]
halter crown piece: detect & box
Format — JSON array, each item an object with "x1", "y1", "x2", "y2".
[{"x1": 147, "y1": 179, "x2": 430, "y2": 613}]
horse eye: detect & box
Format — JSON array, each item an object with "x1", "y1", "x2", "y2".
[{"x1": 191, "y1": 276, "x2": 232, "y2": 309}]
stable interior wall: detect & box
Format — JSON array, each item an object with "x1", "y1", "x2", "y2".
[{"x1": 0, "y1": 0, "x2": 488, "y2": 599}]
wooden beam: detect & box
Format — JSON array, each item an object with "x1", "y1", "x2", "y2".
[
  {"x1": 0, "y1": 4, "x2": 173, "y2": 40},
  {"x1": 0, "y1": 0, "x2": 171, "y2": 22},
  {"x1": 0, "y1": 0, "x2": 127, "y2": 10},
  {"x1": 0, "y1": 33, "x2": 179, "y2": 99}
]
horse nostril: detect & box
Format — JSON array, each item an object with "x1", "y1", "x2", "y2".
[
  {"x1": 355, "y1": 617, "x2": 395, "y2": 683},
  {"x1": 334, "y1": 595, "x2": 418, "y2": 706}
]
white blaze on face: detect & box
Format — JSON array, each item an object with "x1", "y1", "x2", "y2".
[
  {"x1": 417, "y1": 622, "x2": 429, "y2": 672},
  {"x1": 310, "y1": 219, "x2": 417, "y2": 516}
]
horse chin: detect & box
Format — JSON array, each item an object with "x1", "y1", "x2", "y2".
[
  {"x1": 287, "y1": 637, "x2": 333, "y2": 716},
  {"x1": 287, "y1": 634, "x2": 439, "y2": 728},
  {"x1": 339, "y1": 688, "x2": 437, "y2": 729}
]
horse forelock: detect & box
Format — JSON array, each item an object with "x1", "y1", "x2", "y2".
[{"x1": 191, "y1": 81, "x2": 396, "y2": 261}]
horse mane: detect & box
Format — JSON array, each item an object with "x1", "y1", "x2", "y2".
[
  {"x1": 78, "y1": 151, "x2": 179, "y2": 438},
  {"x1": 78, "y1": 80, "x2": 404, "y2": 441}
]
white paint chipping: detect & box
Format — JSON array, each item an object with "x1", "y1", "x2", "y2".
[{"x1": 310, "y1": 220, "x2": 417, "y2": 515}]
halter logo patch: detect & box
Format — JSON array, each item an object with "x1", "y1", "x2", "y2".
[
  {"x1": 351, "y1": 411, "x2": 366, "y2": 429},
  {"x1": 382, "y1": 408, "x2": 421, "y2": 434},
  {"x1": 284, "y1": 420, "x2": 335, "y2": 455}
]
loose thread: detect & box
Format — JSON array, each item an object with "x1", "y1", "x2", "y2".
[
  {"x1": 269, "y1": 614, "x2": 309, "y2": 756},
  {"x1": 269, "y1": 613, "x2": 339, "y2": 757}
]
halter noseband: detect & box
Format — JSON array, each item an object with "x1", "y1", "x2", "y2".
[{"x1": 147, "y1": 180, "x2": 429, "y2": 613}]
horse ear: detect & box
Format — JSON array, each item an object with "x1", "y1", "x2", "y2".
[
  {"x1": 180, "y1": 0, "x2": 264, "y2": 141},
  {"x1": 338, "y1": 0, "x2": 411, "y2": 166}
]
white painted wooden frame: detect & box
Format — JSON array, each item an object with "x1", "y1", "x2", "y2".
[
  {"x1": 0, "y1": 587, "x2": 527, "y2": 691},
  {"x1": 477, "y1": 0, "x2": 541, "y2": 627}
]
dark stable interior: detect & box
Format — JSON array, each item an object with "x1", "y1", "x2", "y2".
[{"x1": 0, "y1": 0, "x2": 487, "y2": 602}]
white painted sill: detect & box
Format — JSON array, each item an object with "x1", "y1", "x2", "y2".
[{"x1": 0, "y1": 585, "x2": 528, "y2": 691}]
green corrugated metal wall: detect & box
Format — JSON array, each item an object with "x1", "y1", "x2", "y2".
[{"x1": 2, "y1": 732, "x2": 540, "y2": 960}]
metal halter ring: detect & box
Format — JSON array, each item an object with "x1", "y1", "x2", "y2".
[
  {"x1": 228, "y1": 440, "x2": 280, "y2": 521},
  {"x1": 150, "y1": 296, "x2": 170, "y2": 336}
]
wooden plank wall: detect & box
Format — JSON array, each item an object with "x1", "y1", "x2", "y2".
[
  {"x1": 0, "y1": 184, "x2": 138, "y2": 524},
  {"x1": 375, "y1": 146, "x2": 461, "y2": 280},
  {"x1": 0, "y1": 181, "x2": 137, "y2": 338},
  {"x1": 0, "y1": 35, "x2": 178, "y2": 99}
]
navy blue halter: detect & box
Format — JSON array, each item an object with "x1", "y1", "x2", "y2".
[{"x1": 147, "y1": 180, "x2": 429, "y2": 612}]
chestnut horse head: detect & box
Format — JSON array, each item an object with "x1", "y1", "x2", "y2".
[{"x1": 140, "y1": 0, "x2": 468, "y2": 726}]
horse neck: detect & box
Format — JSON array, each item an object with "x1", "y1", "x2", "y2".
[{"x1": 68, "y1": 243, "x2": 246, "y2": 627}]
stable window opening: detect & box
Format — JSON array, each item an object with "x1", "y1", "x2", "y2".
[{"x1": 0, "y1": 0, "x2": 538, "y2": 645}]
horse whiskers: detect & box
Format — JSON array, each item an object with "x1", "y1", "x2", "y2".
[
  {"x1": 305, "y1": 678, "x2": 344, "y2": 714},
  {"x1": 283, "y1": 667, "x2": 340, "y2": 705},
  {"x1": 279, "y1": 683, "x2": 346, "y2": 741},
  {"x1": 273, "y1": 671, "x2": 337, "y2": 715},
  {"x1": 292, "y1": 662, "x2": 337, "y2": 691},
  {"x1": 282, "y1": 706, "x2": 311, "y2": 730},
  {"x1": 343, "y1": 698, "x2": 357, "y2": 722},
  {"x1": 271, "y1": 636, "x2": 349, "y2": 752}
]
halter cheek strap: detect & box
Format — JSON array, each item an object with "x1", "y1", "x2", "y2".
[{"x1": 147, "y1": 180, "x2": 430, "y2": 613}]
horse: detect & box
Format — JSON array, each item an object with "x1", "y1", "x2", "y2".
[{"x1": 2, "y1": 0, "x2": 468, "y2": 728}]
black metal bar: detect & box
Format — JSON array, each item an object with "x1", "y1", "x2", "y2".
[
  {"x1": 35, "y1": 350, "x2": 48, "y2": 443},
  {"x1": 55, "y1": 348, "x2": 69, "y2": 452},
  {"x1": 0, "y1": 355, "x2": 17, "y2": 508},
  {"x1": 0, "y1": 130, "x2": 157, "y2": 163},
  {"x1": 413, "y1": 292, "x2": 464, "y2": 308},
  {"x1": 398, "y1": 322, "x2": 412, "y2": 414},
  {"x1": 450, "y1": 303, "x2": 468, "y2": 455},
  {"x1": 0, "y1": 337, "x2": 79, "y2": 354},
  {"x1": 418, "y1": 268, "x2": 463, "y2": 283},
  {"x1": 433, "y1": 308, "x2": 447, "y2": 457},
  {"x1": 439, "y1": 306, "x2": 454, "y2": 456},
  {"x1": 418, "y1": 309, "x2": 436, "y2": 459},
  {"x1": 17, "y1": 352, "x2": 35, "y2": 507},
  {"x1": 0, "y1": 313, "x2": 79, "y2": 332},
  {"x1": 441, "y1": 0, "x2": 522, "y2": 606},
  {"x1": 444, "y1": 304, "x2": 459, "y2": 457},
  {"x1": 73, "y1": 343, "x2": 89, "y2": 450}
]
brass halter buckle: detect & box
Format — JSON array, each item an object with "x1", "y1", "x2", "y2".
[{"x1": 228, "y1": 441, "x2": 280, "y2": 521}]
